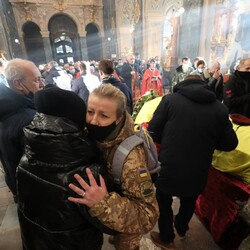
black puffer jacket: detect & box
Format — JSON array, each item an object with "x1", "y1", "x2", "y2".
[
  {"x1": 148, "y1": 78, "x2": 238, "y2": 197},
  {"x1": 17, "y1": 113, "x2": 105, "y2": 250}
]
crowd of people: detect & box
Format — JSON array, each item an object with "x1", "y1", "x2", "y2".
[{"x1": 0, "y1": 52, "x2": 249, "y2": 249}]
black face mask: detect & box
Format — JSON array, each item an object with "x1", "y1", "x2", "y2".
[
  {"x1": 238, "y1": 71, "x2": 250, "y2": 81},
  {"x1": 86, "y1": 121, "x2": 117, "y2": 141}
]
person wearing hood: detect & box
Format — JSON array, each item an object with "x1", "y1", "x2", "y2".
[
  {"x1": 223, "y1": 58, "x2": 250, "y2": 118},
  {"x1": 0, "y1": 58, "x2": 44, "y2": 200},
  {"x1": 148, "y1": 75, "x2": 238, "y2": 249}
]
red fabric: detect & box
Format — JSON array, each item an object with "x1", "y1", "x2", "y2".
[
  {"x1": 113, "y1": 70, "x2": 121, "y2": 82},
  {"x1": 195, "y1": 167, "x2": 250, "y2": 249},
  {"x1": 75, "y1": 72, "x2": 81, "y2": 79},
  {"x1": 230, "y1": 113, "x2": 250, "y2": 125},
  {"x1": 141, "y1": 68, "x2": 163, "y2": 96}
]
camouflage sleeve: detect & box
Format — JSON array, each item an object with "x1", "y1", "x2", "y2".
[
  {"x1": 89, "y1": 145, "x2": 159, "y2": 234},
  {"x1": 172, "y1": 72, "x2": 177, "y2": 87}
]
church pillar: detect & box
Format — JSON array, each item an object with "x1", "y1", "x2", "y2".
[
  {"x1": 41, "y1": 32, "x2": 53, "y2": 63},
  {"x1": 143, "y1": 13, "x2": 165, "y2": 60},
  {"x1": 79, "y1": 32, "x2": 88, "y2": 60}
]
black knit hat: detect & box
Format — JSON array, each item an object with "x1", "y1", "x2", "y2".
[{"x1": 34, "y1": 86, "x2": 86, "y2": 127}]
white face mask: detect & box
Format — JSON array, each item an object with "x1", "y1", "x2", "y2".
[{"x1": 197, "y1": 68, "x2": 203, "y2": 73}]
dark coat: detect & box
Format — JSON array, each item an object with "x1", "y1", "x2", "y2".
[
  {"x1": 45, "y1": 66, "x2": 71, "y2": 90},
  {"x1": 120, "y1": 63, "x2": 142, "y2": 90},
  {"x1": 17, "y1": 113, "x2": 105, "y2": 250},
  {"x1": 223, "y1": 70, "x2": 250, "y2": 117},
  {"x1": 148, "y1": 78, "x2": 238, "y2": 197},
  {"x1": 71, "y1": 75, "x2": 89, "y2": 104},
  {"x1": 44, "y1": 66, "x2": 61, "y2": 85},
  {"x1": 0, "y1": 83, "x2": 36, "y2": 195},
  {"x1": 102, "y1": 75, "x2": 133, "y2": 114},
  {"x1": 207, "y1": 74, "x2": 224, "y2": 101}
]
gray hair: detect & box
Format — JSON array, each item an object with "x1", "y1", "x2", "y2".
[
  {"x1": 4, "y1": 58, "x2": 36, "y2": 85},
  {"x1": 208, "y1": 60, "x2": 220, "y2": 69},
  {"x1": 48, "y1": 61, "x2": 58, "y2": 68}
]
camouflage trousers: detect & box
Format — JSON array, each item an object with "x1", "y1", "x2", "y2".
[{"x1": 114, "y1": 233, "x2": 141, "y2": 250}]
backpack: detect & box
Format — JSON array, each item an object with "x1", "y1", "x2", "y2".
[
  {"x1": 112, "y1": 125, "x2": 161, "y2": 184},
  {"x1": 85, "y1": 125, "x2": 160, "y2": 236}
]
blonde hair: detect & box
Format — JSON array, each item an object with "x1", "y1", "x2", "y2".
[
  {"x1": 238, "y1": 58, "x2": 250, "y2": 68},
  {"x1": 90, "y1": 84, "x2": 126, "y2": 118}
]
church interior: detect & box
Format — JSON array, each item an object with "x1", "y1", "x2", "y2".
[
  {"x1": 0, "y1": 0, "x2": 250, "y2": 249},
  {"x1": 1, "y1": 0, "x2": 250, "y2": 73}
]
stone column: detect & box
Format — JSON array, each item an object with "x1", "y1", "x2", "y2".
[
  {"x1": 79, "y1": 31, "x2": 88, "y2": 60},
  {"x1": 41, "y1": 32, "x2": 53, "y2": 63},
  {"x1": 169, "y1": 16, "x2": 179, "y2": 67},
  {"x1": 143, "y1": 12, "x2": 165, "y2": 59}
]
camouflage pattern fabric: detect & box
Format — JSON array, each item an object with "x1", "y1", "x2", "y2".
[
  {"x1": 90, "y1": 113, "x2": 159, "y2": 250},
  {"x1": 172, "y1": 67, "x2": 193, "y2": 87}
]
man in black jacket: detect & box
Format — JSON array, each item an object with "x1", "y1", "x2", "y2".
[
  {"x1": 223, "y1": 58, "x2": 250, "y2": 118},
  {"x1": 99, "y1": 59, "x2": 133, "y2": 114},
  {"x1": 0, "y1": 59, "x2": 44, "y2": 200},
  {"x1": 148, "y1": 75, "x2": 238, "y2": 249},
  {"x1": 120, "y1": 54, "x2": 142, "y2": 104}
]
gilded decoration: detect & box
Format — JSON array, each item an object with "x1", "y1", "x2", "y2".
[
  {"x1": 134, "y1": 0, "x2": 140, "y2": 24},
  {"x1": 12, "y1": 1, "x2": 36, "y2": 21},
  {"x1": 210, "y1": 0, "x2": 239, "y2": 63},
  {"x1": 120, "y1": 0, "x2": 134, "y2": 25},
  {"x1": 53, "y1": 0, "x2": 68, "y2": 12},
  {"x1": 83, "y1": 5, "x2": 101, "y2": 23},
  {"x1": 151, "y1": 0, "x2": 164, "y2": 10}
]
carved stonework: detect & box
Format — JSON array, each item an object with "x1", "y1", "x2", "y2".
[
  {"x1": 210, "y1": 0, "x2": 239, "y2": 63},
  {"x1": 134, "y1": 0, "x2": 140, "y2": 24},
  {"x1": 151, "y1": 0, "x2": 164, "y2": 10},
  {"x1": 53, "y1": 0, "x2": 68, "y2": 12},
  {"x1": 12, "y1": 2, "x2": 37, "y2": 21},
  {"x1": 118, "y1": 0, "x2": 134, "y2": 25},
  {"x1": 83, "y1": 5, "x2": 102, "y2": 23}
]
